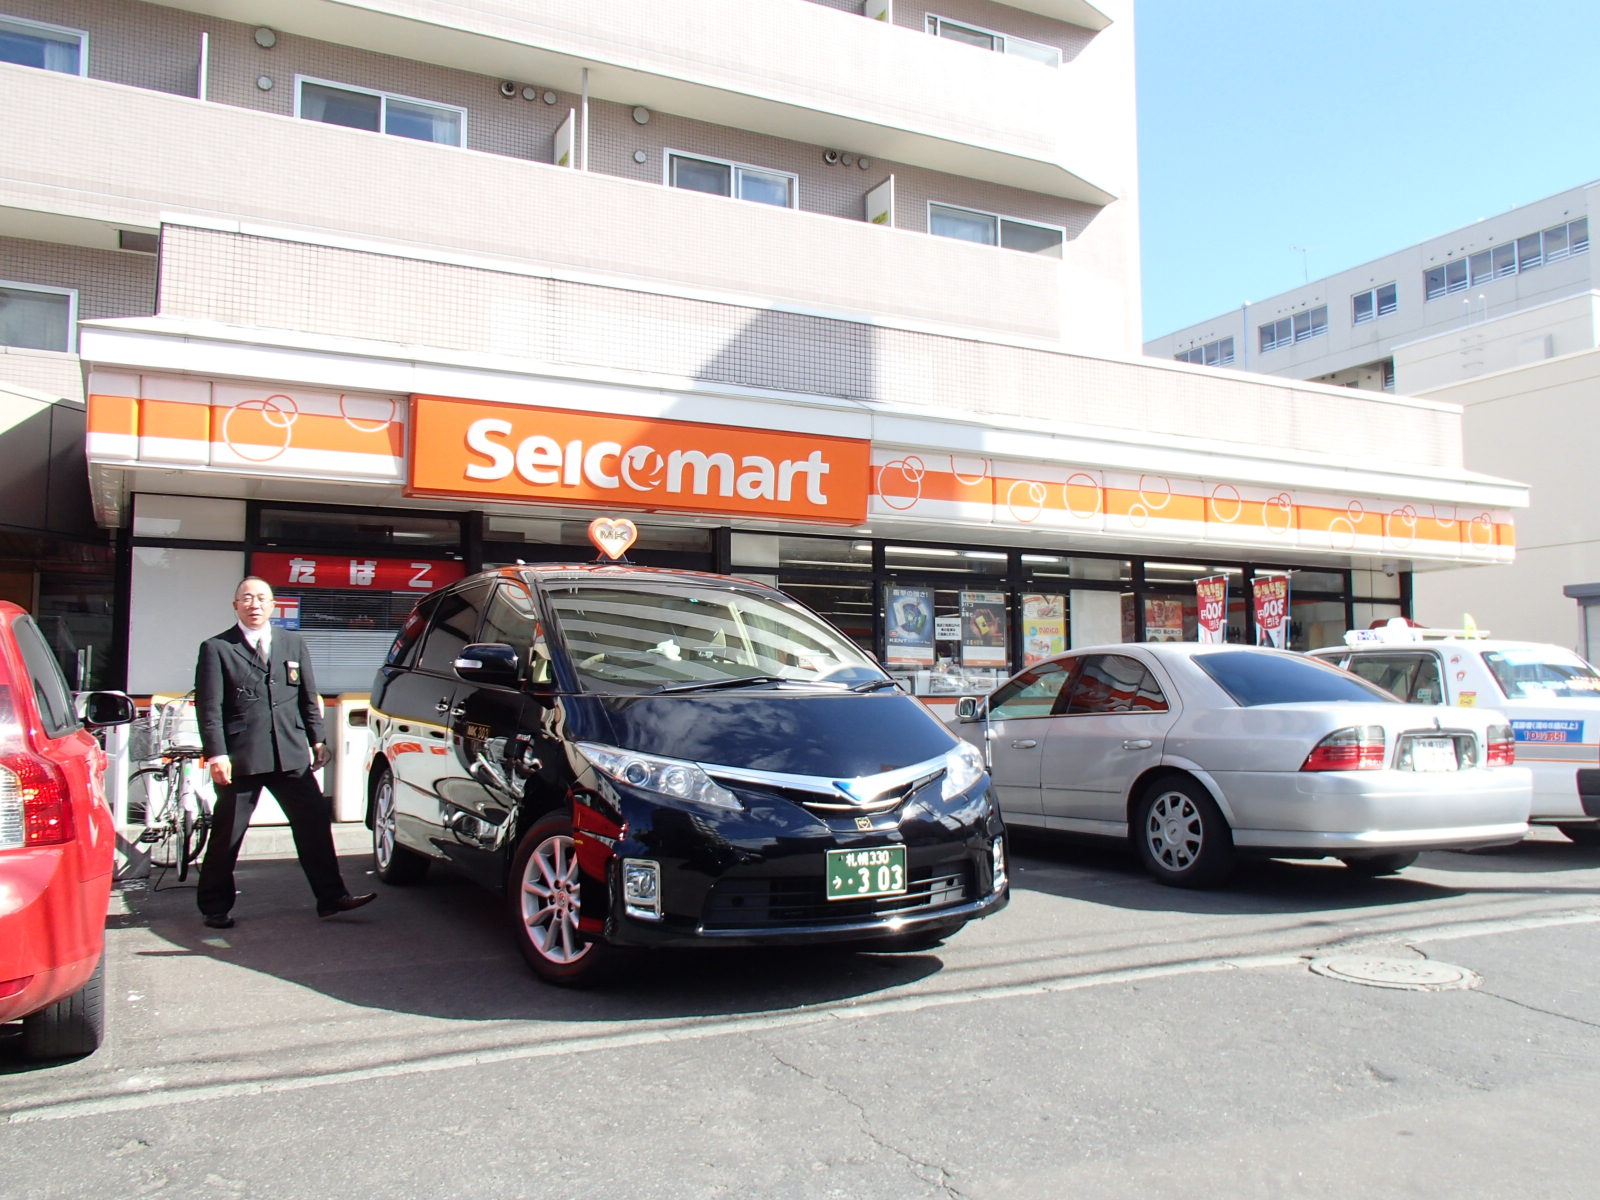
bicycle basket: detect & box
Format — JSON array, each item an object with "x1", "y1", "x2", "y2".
[{"x1": 157, "y1": 696, "x2": 204, "y2": 753}]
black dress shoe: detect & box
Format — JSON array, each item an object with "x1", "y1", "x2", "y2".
[
  {"x1": 203, "y1": 913, "x2": 235, "y2": 929},
  {"x1": 317, "y1": 892, "x2": 377, "y2": 918}
]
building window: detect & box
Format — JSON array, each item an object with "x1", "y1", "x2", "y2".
[
  {"x1": 0, "y1": 15, "x2": 86, "y2": 74},
  {"x1": 667, "y1": 153, "x2": 796, "y2": 208},
  {"x1": 1351, "y1": 283, "x2": 1397, "y2": 324},
  {"x1": 1380, "y1": 360, "x2": 1396, "y2": 391},
  {"x1": 296, "y1": 78, "x2": 465, "y2": 145},
  {"x1": 1175, "y1": 336, "x2": 1234, "y2": 367},
  {"x1": 925, "y1": 14, "x2": 1060, "y2": 66},
  {"x1": 0, "y1": 281, "x2": 76, "y2": 352},
  {"x1": 1258, "y1": 305, "x2": 1327, "y2": 353},
  {"x1": 1424, "y1": 218, "x2": 1589, "y2": 300},
  {"x1": 928, "y1": 203, "x2": 1063, "y2": 257}
]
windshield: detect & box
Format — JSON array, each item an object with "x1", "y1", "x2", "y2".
[
  {"x1": 1195, "y1": 650, "x2": 1397, "y2": 707},
  {"x1": 543, "y1": 580, "x2": 888, "y2": 695},
  {"x1": 1482, "y1": 647, "x2": 1600, "y2": 700}
]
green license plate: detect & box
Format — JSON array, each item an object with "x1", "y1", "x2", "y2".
[{"x1": 826, "y1": 845, "x2": 907, "y2": 900}]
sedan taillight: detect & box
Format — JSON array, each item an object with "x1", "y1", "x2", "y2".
[
  {"x1": 1301, "y1": 726, "x2": 1386, "y2": 771},
  {"x1": 0, "y1": 752, "x2": 74, "y2": 849},
  {"x1": 1486, "y1": 724, "x2": 1516, "y2": 766}
]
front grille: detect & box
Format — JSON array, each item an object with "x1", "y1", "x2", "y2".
[
  {"x1": 708, "y1": 755, "x2": 947, "y2": 818},
  {"x1": 701, "y1": 862, "x2": 973, "y2": 931}
]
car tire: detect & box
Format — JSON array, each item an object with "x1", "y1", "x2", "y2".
[
  {"x1": 371, "y1": 766, "x2": 430, "y2": 885},
  {"x1": 1557, "y1": 823, "x2": 1600, "y2": 846},
  {"x1": 21, "y1": 954, "x2": 106, "y2": 1061},
  {"x1": 510, "y1": 811, "x2": 618, "y2": 987},
  {"x1": 1132, "y1": 777, "x2": 1235, "y2": 888},
  {"x1": 1339, "y1": 852, "x2": 1419, "y2": 876}
]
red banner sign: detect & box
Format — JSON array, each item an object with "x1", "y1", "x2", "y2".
[
  {"x1": 1253, "y1": 575, "x2": 1291, "y2": 648},
  {"x1": 1195, "y1": 576, "x2": 1228, "y2": 644},
  {"x1": 250, "y1": 552, "x2": 465, "y2": 593}
]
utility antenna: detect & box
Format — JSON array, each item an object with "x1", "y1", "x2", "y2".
[{"x1": 1290, "y1": 245, "x2": 1316, "y2": 284}]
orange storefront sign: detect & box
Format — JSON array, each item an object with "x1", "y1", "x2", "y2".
[{"x1": 408, "y1": 395, "x2": 870, "y2": 524}]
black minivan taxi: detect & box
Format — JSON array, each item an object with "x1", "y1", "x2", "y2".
[{"x1": 366, "y1": 561, "x2": 1008, "y2": 985}]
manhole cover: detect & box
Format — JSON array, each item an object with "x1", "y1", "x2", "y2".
[{"x1": 1309, "y1": 956, "x2": 1481, "y2": 992}]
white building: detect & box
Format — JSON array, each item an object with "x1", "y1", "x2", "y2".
[
  {"x1": 1145, "y1": 180, "x2": 1598, "y2": 658},
  {"x1": 1, "y1": 0, "x2": 1527, "y2": 784}
]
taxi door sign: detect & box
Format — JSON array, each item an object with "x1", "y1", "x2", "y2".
[{"x1": 1511, "y1": 719, "x2": 1585, "y2": 743}]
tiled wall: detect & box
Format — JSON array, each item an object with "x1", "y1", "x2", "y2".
[
  {"x1": 0, "y1": 236, "x2": 156, "y2": 323},
  {"x1": 156, "y1": 223, "x2": 1469, "y2": 473}
]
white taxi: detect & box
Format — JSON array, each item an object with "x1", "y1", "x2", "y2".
[{"x1": 1309, "y1": 621, "x2": 1600, "y2": 843}]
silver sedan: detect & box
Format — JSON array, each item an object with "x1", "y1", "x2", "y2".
[{"x1": 948, "y1": 642, "x2": 1532, "y2": 887}]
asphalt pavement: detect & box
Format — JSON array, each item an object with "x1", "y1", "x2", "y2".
[{"x1": 4, "y1": 824, "x2": 1600, "y2": 1199}]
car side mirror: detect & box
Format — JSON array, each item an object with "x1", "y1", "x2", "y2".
[
  {"x1": 77, "y1": 690, "x2": 136, "y2": 729},
  {"x1": 954, "y1": 696, "x2": 981, "y2": 720},
  {"x1": 454, "y1": 642, "x2": 521, "y2": 687}
]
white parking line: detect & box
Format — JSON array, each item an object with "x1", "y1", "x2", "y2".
[{"x1": 9, "y1": 906, "x2": 1600, "y2": 1126}]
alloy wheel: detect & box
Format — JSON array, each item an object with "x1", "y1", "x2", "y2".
[
  {"x1": 520, "y1": 833, "x2": 590, "y2": 965},
  {"x1": 1144, "y1": 787, "x2": 1204, "y2": 874}
]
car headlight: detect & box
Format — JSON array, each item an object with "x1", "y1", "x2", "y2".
[
  {"x1": 941, "y1": 740, "x2": 986, "y2": 800},
  {"x1": 576, "y1": 742, "x2": 741, "y2": 811}
]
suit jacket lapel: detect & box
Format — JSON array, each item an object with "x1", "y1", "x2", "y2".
[{"x1": 229, "y1": 626, "x2": 268, "y2": 671}]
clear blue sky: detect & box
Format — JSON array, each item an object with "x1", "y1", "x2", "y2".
[{"x1": 1135, "y1": 0, "x2": 1599, "y2": 340}]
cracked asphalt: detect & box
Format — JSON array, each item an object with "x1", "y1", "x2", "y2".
[{"x1": 4, "y1": 824, "x2": 1600, "y2": 1198}]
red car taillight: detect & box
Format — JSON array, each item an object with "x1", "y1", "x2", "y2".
[
  {"x1": 0, "y1": 752, "x2": 75, "y2": 848},
  {"x1": 1486, "y1": 724, "x2": 1516, "y2": 766},
  {"x1": 1301, "y1": 725, "x2": 1387, "y2": 771}
]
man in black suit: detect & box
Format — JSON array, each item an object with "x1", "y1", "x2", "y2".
[{"x1": 194, "y1": 576, "x2": 375, "y2": 928}]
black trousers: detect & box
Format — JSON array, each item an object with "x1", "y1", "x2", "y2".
[{"x1": 196, "y1": 766, "x2": 348, "y2": 916}]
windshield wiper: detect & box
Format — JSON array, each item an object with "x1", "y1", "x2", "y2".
[
  {"x1": 647, "y1": 675, "x2": 791, "y2": 695},
  {"x1": 849, "y1": 678, "x2": 901, "y2": 693}
]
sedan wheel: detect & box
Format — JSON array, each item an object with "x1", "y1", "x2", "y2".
[
  {"x1": 1133, "y1": 778, "x2": 1234, "y2": 888},
  {"x1": 511, "y1": 812, "x2": 615, "y2": 987},
  {"x1": 371, "y1": 767, "x2": 429, "y2": 885}
]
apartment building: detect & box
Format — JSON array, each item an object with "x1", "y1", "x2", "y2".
[
  {"x1": 1, "y1": 0, "x2": 1525, "y2": 741},
  {"x1": 1145, "y1": 181, "x2": 1598, "y2": 655}
]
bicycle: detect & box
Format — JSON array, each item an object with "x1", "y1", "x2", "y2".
[{"x1": 129, "y1": 695, "x2": 214, "y2": 882}]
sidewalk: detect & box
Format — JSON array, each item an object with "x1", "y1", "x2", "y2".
[{"x1": 116, "y1": 820, "x2": 371, "y2": 879}]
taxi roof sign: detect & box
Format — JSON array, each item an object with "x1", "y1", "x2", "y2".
[{"x1": 1344, "y1": 616, "x2": 1491, "y2": 646}]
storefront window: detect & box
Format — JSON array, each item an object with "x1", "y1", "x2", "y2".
[
  {"x1": 0, "y1": 534, "x2": 117, "y2": 689},
  {"x1": 488, "y1": 514, "x2": 712, "y2": 566},
  {"x1": 258, "y1": 506, "x2": 461, "y2": 550}
]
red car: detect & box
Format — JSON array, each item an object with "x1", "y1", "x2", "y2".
[{"x1": 0, "y1": 601, "x2": 133, "y2": 1060}]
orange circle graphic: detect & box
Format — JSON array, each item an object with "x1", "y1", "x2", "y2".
[
  {"x1": 339, "y1": 393, "x2": 399, "y2": 434},
  {"x1": 1209, "y1": 483, "x2": 1242, "y2": 524},
  {"x1": 1064, "y1": 473, "x2": 1102, "y2": 520},
  {"x1": 876, "y1": 457, "x2": 926, "y2": 511}
]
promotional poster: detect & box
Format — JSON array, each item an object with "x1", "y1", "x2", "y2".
[
  {"x1": 1022, "y1": 593, "x2": 1066, "y2": 666},
  {"x1": 961, "y1": 591, "x2": 1008, "y2": 666},
  {"x1": 886, "y1": 585, "x2": 935, "y2": 666},
  {"x1": 1144, "y1": 597, "x2": 1186, "y2": 642}
]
